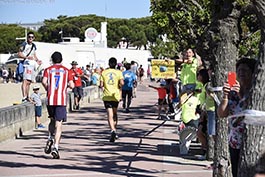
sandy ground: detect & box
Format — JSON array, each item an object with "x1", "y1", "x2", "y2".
[{"x1": 0, "y1": 81, "x2": 46, "y2": 108}]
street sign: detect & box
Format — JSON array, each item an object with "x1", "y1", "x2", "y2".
[{"x1": 85, "y1": 28, "x2": 98, "y2": 40}]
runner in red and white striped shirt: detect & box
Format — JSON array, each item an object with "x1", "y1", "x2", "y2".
[
  {"x1": 42, "y1": 51, "x2": 74, "y2": 159},
  {"x1": 44, "y1": 64, "x2": 71, "y2": 105}
]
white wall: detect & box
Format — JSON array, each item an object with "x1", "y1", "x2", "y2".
[
  {"x1": 0, "y1": 54, "x2": 11, "y2": 64},
  {"x1": 34, "y1": 42, "x2": 152, "y2": 72}
]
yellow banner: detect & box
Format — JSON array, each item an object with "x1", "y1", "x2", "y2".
[{"x1": 151, "y1": 59, "x2": 175, "y2": 78}]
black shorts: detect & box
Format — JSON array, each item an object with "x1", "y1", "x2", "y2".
[
  {"x1": 47, "y1": 105, "x2": 67, "y2": 122},
  {"x1": 103, "y1": 101, "x2": 119, "y2": 109},
  {"x1": 122, "y1": 89, "x2": 133, "y2": 99},
  {"x1": 184, "y1": 119, "x2": 199, "y2": 129},
  {"x1": 198, "y1": 119, "x2": 207, "y2": 134},
  {"x1": 158, "y1": 98, "x2": 167, "y2": 105},
  {"x1": 73, "y1": 86, "x2": 83, "y2": 97}
]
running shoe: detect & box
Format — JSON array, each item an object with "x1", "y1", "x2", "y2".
[
  {"x1": 44, "y1": 139, "x2": 53, "y2": 154},
  {"x1": 109, "y1": 131, "x2": 116, "y2": 142},
  {"x1": 51, "y1": 148, "x2": 60, "y2": 159},
  {"x1": 115, "y1": 134, "x2": 119, "y2": 140},
  {"x1": 37, "y1": 124, "x2": 45, "y2": 129},
  {"x1": 21, "y1": 98, "x2": 28, "y2": 103}
]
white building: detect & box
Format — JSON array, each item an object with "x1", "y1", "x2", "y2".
[{"x1": 6, "y1": 22, "x2": 152, "y2": 73}]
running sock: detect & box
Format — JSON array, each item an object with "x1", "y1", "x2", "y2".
[{"x1": 54, "y1": 144, "x2": 59, "y2": 150}]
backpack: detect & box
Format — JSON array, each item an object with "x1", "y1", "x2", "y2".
[
  {"x1": 15, "y1": 61, "x2": 24, "y2": 82},
  {"x1": 15, "y1": 42, "x2": 36, "y2": 82}
]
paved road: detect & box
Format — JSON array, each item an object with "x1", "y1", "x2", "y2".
[{"x1": 0, "y1": 80, "x2": 212, "y2": 177}]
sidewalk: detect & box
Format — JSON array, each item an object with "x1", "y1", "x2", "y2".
[{"x1": 0, "y1": 80, "x2": 212, "y2": 177}]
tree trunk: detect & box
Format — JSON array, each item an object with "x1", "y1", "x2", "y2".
[
  {"x1": 238, "y1": 1, "x2": 265, "y2": 176},
  {"x1": 204, "y1": 2, "x2": 241, "y2": 177}
]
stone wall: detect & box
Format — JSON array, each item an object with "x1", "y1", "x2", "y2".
[{"x1": 0, "y1": 86, "x2": 100, "y2": 142}]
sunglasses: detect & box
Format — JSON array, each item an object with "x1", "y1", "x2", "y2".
[{"x1": 28, "y1": 36, "x2": 34, "y2": 39}]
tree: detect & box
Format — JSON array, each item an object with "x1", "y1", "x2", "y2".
[
  {"x1": 150, "y1": 1, "x2": 264, "y2": 176},
  {"x1": 0, "y1": 25, "x2": 27, "y2": 53},
  {"x1": 238, "y1": 1, "x2": 265, "y2": 177},
  {"x1": 150, "y1": 0, "x2": 211, "y2": 53}
]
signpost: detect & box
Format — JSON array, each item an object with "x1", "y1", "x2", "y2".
[{"x1": 85, "y1": 28, "x2": 98, "y2": 40}]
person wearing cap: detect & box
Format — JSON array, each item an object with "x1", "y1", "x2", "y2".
[
  {"x1": 69, "y1": 61, "x2": 84, "y2": 110},
  {"x1": 29, "y1": 85, "x2": 44, "y2": 129},
  {"x1": 42, "y1": 51, "x2": 74, "y2": 159}
]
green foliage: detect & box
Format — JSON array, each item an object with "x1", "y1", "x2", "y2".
[
  {"x1": 150, "y1": 37, "x2": 178, "y2": 58},
  {"x1": 150, "y1": 0, "x2": 211, "y2": 53},
  {"x1": 0, "y1": 25, "x2": 28, "y2": 53},
  {"x1": 150, "y1": 0, "x2": 260, "y2": 60},
  {"x1": 38, "y1": 15, "x2": 158, "y2": 49}
]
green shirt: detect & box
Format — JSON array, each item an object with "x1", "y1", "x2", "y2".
[
  {"x1": 181, "y1": 95, "x2": 200, "y2": 124},
  {"x1": 199, "y1": 83, "x2": 215, "y2": 111},
  {"x1": 180, "y1": 57, "x2": 198, "y2": 85}
]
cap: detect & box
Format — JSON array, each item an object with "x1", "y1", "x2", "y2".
[
  {"x1": 70, "y1": 61, "x2": 78, "y2": 65},
  {"x1": 33, "y1": 85, "x2": 40, "y2": 90},
  {"x1": 160, "y1": 80, "x2": 166, "y2": 86}
]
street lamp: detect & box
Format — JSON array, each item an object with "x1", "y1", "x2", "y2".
[{"x1": 16, "y1": 28, "x2": 27, "y2": 41}]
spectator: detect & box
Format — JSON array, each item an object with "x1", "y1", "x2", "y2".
[
  {"x1": 131, "y1": 61, "x2": 138, "y2": 97},
  {"x1": 91, "y1": 67, "x2": 101, "y2": 86},
  {"x1": 2, "y1": 67, "x2": 8, "y2": 83},
  {"x1": 7, "y1": 68, "x2": 13, "y2": 83},
  {"x1": 176, "y1": 48, "x2": 202, "y2": 92},
  {"x1": 196, "y1": 69, "x2": 213, "y2": 158},
  {"x1": 138, "y1": 65, "x2": 144, "y2": 84},
  {"x1": 100, "y1": 57, "x2": 124, "y2": 142},
  {"x1": 149, "y1": 81, "x2": 168, "y2": 119},
  {"x1": 69, "y1": 61, "x2": 84, "y2": 110},
  {"x1": 83, "y1": 64, "x2": 92, "y2": 86},
  {"x1": 122, "y1": 63, "x2": 137, "y2": 113},
  {"x1": 42, "y1": 51, "x2": 74, "y2": 159},
  {"x1": 217, "y1": 58, "x2": 257, "y2": 177},
  {"x1": 29, "y1": 85, "x2": 45, "y2": 129},
  {"x1": 18, "y1": 31, "x2": 38, "y2": 103}
]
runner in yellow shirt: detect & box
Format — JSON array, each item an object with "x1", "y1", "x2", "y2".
[{"x1": 100, "y1": 57, "x2": 124, "y2": 142}]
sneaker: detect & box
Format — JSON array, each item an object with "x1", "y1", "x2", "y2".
[
  {"x1": 125, "y1": 108, "x2": 130, "y2": 113},
  {"x1": 21, "y1": 98, "x2": 28, "y2": 103},
  {"x1": 44, "y1": 139, "x2": 53, "y2": 154},
  {"x1": 37, "y1": 124, "x2": 45, "y2": 129},
  {"x1": 109, "y1": 131, "x2": 116, "y2": 142},
  {"x1": 76, "y1": 104, "x2": 80, "y2": 110},
  {"x1": 196, "y1": 154, "x2": 206, "y2": 160},
  {"x1": 157, "y1": 116, "x2": 162, "y2": 120},
  {"x1": 115, "y1": 134, "x2": 119, "y2": 140},
  {"x1": 51, "y1": 148, "x2": 60, "y2": 159}
]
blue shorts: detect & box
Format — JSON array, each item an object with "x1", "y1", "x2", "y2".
[
  {"x1": 207, "y1": 111, "x2": 216, "y2": 135},
  {"x1": 35, "y1": 106, "x2": 42, "y2": 117},
  {"x1": 47, "y1": 106, "x2": 67, "y2": 122}
]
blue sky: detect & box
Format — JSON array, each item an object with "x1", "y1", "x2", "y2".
[{"x1": 0, "y1": 0, "x2": 151, "y2": 23}]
